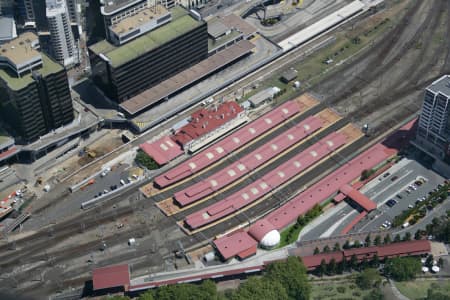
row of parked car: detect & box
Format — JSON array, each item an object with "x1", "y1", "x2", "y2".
[{"x1": 93, "y1": 175, "x2": 139, "y2": 198}]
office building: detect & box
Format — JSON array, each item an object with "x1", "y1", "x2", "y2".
[
  {"x1": 65, "y1": 0, "x2": 81, "y2": 24},
  {"x1": 0, "y1": 0, "x2": 16, "y2": 44},
  {"x1": 0, "y1": 32, "x2": 74, "y2": 143},
  {"x1": 0, "y1": 0, "x2": 13, "y2": 15},
  {"x1": 108, "y1": 4, "x2": 172, "y2": 45},
  {"x1": 0, "y1": 16, "x2": 17, "y2": 44},
  {"x1": 415, "y1": 75, "x2": 450, "y2": 161},
  {"x1": 99, "y1": 0, "x2": 178, "y2": 40},
  {"x1": 46, "y1": 0, "x2": 78, "y2": 67},
  {"x1": 89, "y1": 6, "x2": 208, "y2": 103},
  {"x1": 16, "y1": 0, "x2": 48, "y2": 30}
]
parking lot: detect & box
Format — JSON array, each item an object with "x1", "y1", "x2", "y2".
[
  {"x1": 299, "y1": 158, "x2": 445, "y2": 240},
  {"x1": 353, "y1": 158, "x2": 445, "y2": 232},
  {"x1": 76, "y1": 163, "x2": 142, "y2": 201}
]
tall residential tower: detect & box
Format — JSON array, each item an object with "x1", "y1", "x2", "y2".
[
  {"x1": 46, "y1": 0, "x2": 78, "y2": 67},
  {"x1": 415, "y1": 75, "x2": 450, "y2": 160}
]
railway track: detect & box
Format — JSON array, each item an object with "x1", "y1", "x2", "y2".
[{"x1": 2, "y1": 0, "x2": 450, "y2": 296}]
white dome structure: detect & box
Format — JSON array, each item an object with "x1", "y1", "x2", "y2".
[
  {"x1": 422, "y1": 266, "x2": 429, "y2": 273},
  {"x1": 260, "y1": 230, "x2": 281, "y2": 249},
  {"x1": 432, "y1": 266, "x2": 440, "y2": 273}
]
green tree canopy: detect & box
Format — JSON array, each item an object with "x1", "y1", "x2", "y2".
[
  {"x1": 135, "y1": 150, "x2": 160, "y2": 170},
  {"x1": 266, "y1": 257, "x2": 311, "y2": 300},
  {"x1": 138, "y1": 290, "x2": 154, "y2": 300},
  {"x1": 384, "y1": 234, "x2": 392, "y2": 244},
  {"x1": 363, "y1": 289, "x2": 384, "y2": 300},
  {"x1": 154, "y1": 280, "x2": 218, "y2": 300},
  {"x1": 384, "y1": 257, "x2": 421, "y2": 281},
  {"x1": 356, "y1": 268, "x2": 382, "y2": 289},
  {"x1": 232, "y1": 277, "x2": 288, "y2": 300}
]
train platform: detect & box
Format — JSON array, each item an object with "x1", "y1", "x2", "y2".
[
  {"x1": 141, "y1": 94, "x2": 320, "y2": 198},
  {"x1": 156, "y1": 108, "x2": 341, "y2": 216},
  {"x1": 180, "y1": 124, "x2": 362, "y2": 234}
]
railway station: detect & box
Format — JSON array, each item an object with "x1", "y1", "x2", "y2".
[
  {"x1": 173, "y1": 115, "x2": 324, "y2": 207},
  {"x1": 182, "y1": 130, "x2": 351, "y2": 232},
  {"x1": 148, "y1": 96, "x2": 314, "y2": 190},
  {"x1": 3, "y1": 0, "x2": 450, "y2": 297}
]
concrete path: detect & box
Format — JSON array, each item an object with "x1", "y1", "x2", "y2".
[{"x1": 389, "y1": 280, "x2": 410, "y2": 300}]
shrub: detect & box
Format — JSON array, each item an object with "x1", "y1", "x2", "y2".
[
  {"x1": 135, "y1": 150, "x2": 159, "y2": 170},
  {"x1": 336, "y1": 286, "x2": 346, "y2": 294}
]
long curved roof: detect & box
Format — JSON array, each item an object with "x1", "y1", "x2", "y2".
[{"x1": 248, "y1": 219, "x2": 276, "y2": 242}]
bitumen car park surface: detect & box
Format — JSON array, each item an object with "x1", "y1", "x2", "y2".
[
  {"x1": 355, "y1": 158, "x2": 444, "y2": 232},
  {"x1": 299, "y1": 158, "x2": 445, "y2": 240},
  {"x1": 78, "y1": 164, "x2": 134, "y2": 201}
]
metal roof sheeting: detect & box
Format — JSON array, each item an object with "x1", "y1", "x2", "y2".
[
  {"x1": 92, "y1": 264, "x2": 130, "y2": 291},
  {"x1": 139, "y1": 136, "x2": 184, "y2": 165},
  {"x1": 154, "y1": 101, "x2": 301, "y2": 187},
  {"x1": 184, "y1": 132, "x2": 348, "y2": 229},
  {"x1": 174, "y1": 115, "x2": 323, "y2": 206}
]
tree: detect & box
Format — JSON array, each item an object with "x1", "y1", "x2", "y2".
[
  {"x1": 354, "y1": 240, "x2": 361, "y2": 248},
  {"x1": 297, "y1": 215, "x2": 306, "y2": 226},
  {"x1": 394, "y1": 234, "x2": 401, "y2": 242},
  {"x1": 415, "y1": 230, "x2": 422, "y2": 240},
  {"x1": 426, "y1": 288, "x2": 450, "y2": 300},
  {"x1": 327, "y1": 258, "x2": 337, "y2": 275},
  {"x1": 105, "y1": 297, "x2": 129, "y2": 300},
  {"x1": 365, "y1": 234, "x2": 372, "y2": 247},
  {"x1": 361, "y1": 169, "x2": 371, "y2": 180},
  {"x1": 317, "y1": 259, "x2": 327, "y2": 277},
  {"x1": 323, "y1": 245, "x2": 330, "y2": 253},
  {"x1": 374, "y1": 235, "x2": 381, "y2": 246},
  {"x1": 384, "y1": 234, "x2": 392, "y2": 244},
  {"x1": 135, "y1": 150, "x2": 160, "y2": 170},
  {"x1": 371, "y1": 254, "x2": 380, "y2": 268},
  {"x1": 313, "y1": 247, "x2": 320, "y2": 254},
  {"x1": 349, "y1": 254, "x2": 358, "y2": 270},
  {"x1": 438, "y1": 257, "x2": 444, "y2": 267},
  {"x1": 356, "y1": 268, "x2": 382, "y2": 289},
  {"x1": 232, "y1": 277, "x2": 288, "y2": 300},
  {"x1": 138, "y1": 291, "x2": 155, "y2": 300},
  {"x1": 363, "y1": 289, "x2": 384, "y2": 300},
  {"x1": 360, "y1": 257, "x2": 368, "y2": 271},
  {"x1": 384, "y1": 257, "x2": 421, "y2": 281},
  {"x1": 154, "y1": 280, "x2": 218, "y2": 300},
  {"x1": 337, "y1": 259, "x2": 345, "y2": 274},
  {"x1": 403, "y1": 232, "x2": 412, "y2": 241},
  {"x1": 425, "y1": 255, "x2": 434, "y2": 268},
  {"x1": 333, "y1": 242, "x2": 341, "y2": 251},
  {"x1": 266, "y1": 257, "x2": 311, "y2": 300},
  {"x1": 343, "y1": 240, "x2": 351, "y2": 249}
]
